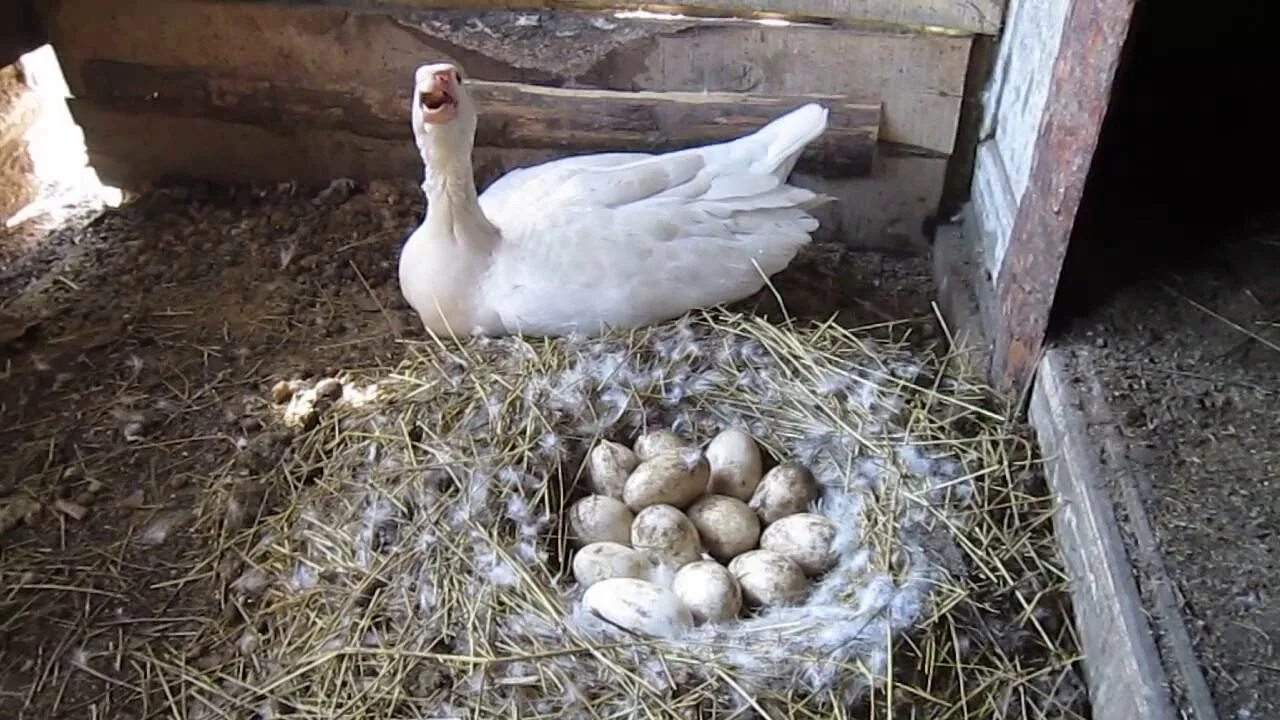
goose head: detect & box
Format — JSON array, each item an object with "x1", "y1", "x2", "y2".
[{"x1": 411, "y1": 62, "x2": 477, "y2": 164}]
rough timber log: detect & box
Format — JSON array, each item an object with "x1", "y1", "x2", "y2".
[{"x1": 77, "y1": 61, "x2": 881, "y2": 177}]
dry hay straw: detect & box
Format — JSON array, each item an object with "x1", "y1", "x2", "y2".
[{"x1": 146, "y1": 309, "x2": 1084, "y2": 719}]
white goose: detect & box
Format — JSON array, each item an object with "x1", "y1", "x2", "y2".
[{"x1": 398, "y1": 62, "x2": 832, "y2": 338}]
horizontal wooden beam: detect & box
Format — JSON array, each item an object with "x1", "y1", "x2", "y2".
[
  {"x1": 467, "y1": 83, "x2": 880, "y2": 176},
  {"x1": 217, "y1": 0, "x2": 1003, "y2": 34},
  {"x1": 39, "y1": 0, "x2": 970, "y2": 154},
  {"x1": 69, "y1": 101, "x2": 422, "y2": 187},
  {"x1": 79, "y1": 60, "x2": 879, "y2": 177},
  {"x1": 70, "y1": 102, "x2": 945, "y2": 251}
]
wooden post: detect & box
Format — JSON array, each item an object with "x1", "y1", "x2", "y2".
[{"x1": 992, "y1": 0, "x2": 1139, "y2": 395}]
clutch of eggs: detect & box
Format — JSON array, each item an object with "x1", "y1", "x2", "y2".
[{"x1": 569, "y1": 427, "x2": 839, "y2": 638}]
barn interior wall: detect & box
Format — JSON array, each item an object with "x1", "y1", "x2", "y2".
[{"x1": 30, "y1": 0, "x2": 990, "y2": 254}]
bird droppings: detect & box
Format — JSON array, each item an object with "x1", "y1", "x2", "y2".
[
  {"x1": 136, "y1": 510, "x2": 190, "y2": 547},
  {"x1": 1, "y1": 179, "x2": 1079, "y2": 719},
  {"x1": 52, "y1": 497, "x2": 88, "y2": 521}
]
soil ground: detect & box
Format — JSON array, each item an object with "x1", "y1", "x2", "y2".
[
  {"x1": 1058, "y1": 225, "x2": 1280, "y2": 720},
  {"x1": 0, "y1": 177, "x2": 945, "y2": 718}
]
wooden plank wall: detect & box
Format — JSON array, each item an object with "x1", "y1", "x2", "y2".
[
  {"x1": 971, "y1": 0, "x2": 1071, "y2": 282},
  {"x1": 35, "y1": 0, "x2": 998, "y2": 252},
  {"x1": 282, "y1": 0, "x2": 1004, "y2": 34}
]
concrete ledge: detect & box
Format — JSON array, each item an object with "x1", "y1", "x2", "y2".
[
  {"x1": 932, "y1": 218, "x2": 995, "y2": 374},
  {"x1": 1030, "y1": 348, "x2": 1177, "y2": 720}
]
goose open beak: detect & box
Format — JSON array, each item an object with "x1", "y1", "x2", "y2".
[{"x1": 417, "y1": 68, "x2": 460, "y2": 126}]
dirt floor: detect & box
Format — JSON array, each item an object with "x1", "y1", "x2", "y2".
[
  {"x1": 0, "y1": 177, "x2": 957, "y2": 717},
  {"x1": 1058, "y1": 224, "x2": 1280, "y2": 719}
]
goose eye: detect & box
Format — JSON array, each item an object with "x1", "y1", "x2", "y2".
[{"x1": 454, "y1": 71, "x2": 463, "y2": 85}]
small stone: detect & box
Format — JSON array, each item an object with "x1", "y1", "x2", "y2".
[
  {"x1": 313, "y1": 178, "x2": 357, "y2": 206},
  {"x1": 138, "y1": 510, "x2": 190, "y2": 546},
  {"x1": 54, "y1": 498, "x2": 89, "y2": 520},
  {"x1": 314, "y1": 377, "x2": 343, "y2": 401},
  {"x1": 118, "y1": 489, "x2": 146, "y2": 509},
  {"x1": 0, "y1": 496, "x2": 41, "y2": 533},
  {"x1": 72, "y1": 481, "x2": 103, "y2": 507},
  {"x1": 270, "y1": 380, "x2": 295, "y2": 404},
  {"x1": 123, "y1": 421, "x2": 146, "y2": 442}
]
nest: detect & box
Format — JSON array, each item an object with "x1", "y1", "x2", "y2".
[{"x1": 153, "y1": 310, "x2": 1083, "y2": 719}]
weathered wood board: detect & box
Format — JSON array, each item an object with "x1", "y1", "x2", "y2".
[
  {"x1": 39, "y1": 0, "x2": 969, "y2": 155},
  {"x1": 69, "y1": 102, "x2": 422, "y2": 188},
  {"x1": 796, "y1": 152, "x2": 949, "y2": 251},
  {"x1": 222, "y1": 0, "x2": 1006, "y2": 35},
  {"x1": 77, "y1": 62, "x2": 881, "y2": 177},
  {"x1": 991, "y1": 0, "x2": 1136, "y2": 392},
  {"x1": 1030, "y1": 350, "x2": 1180, "y2": 720},
  {"x1": 971, "y1": 0, "x2": 1071, "y2": 281}
]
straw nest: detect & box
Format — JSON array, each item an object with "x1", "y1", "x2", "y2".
[{"x1": 155, "y1": 310, "x2": 1083, "y2": 719}]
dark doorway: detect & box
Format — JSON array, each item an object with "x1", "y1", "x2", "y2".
[{"x1": 1050, "y1": 0, "x2": 1280, "y2": 328}]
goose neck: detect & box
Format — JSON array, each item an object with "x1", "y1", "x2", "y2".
[{"x1": 420, "y1": 152, "x2": 498, "y2": 242}]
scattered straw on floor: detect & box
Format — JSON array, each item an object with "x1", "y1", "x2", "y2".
[{"x1": 55, "y1": 309, "x2": 1088, "y2": 720}]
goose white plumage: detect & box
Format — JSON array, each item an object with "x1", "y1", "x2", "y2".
[{"x1": 398, "y1": 62, "x2": 832, "y2": 338}]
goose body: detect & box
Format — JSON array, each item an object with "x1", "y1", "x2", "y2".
[{"x1": 398, "y1": 62, "x2": 832, "y2": 338}]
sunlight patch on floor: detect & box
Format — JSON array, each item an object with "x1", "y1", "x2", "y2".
[{"x1": 4, "y1": 44, "x2": 120, "y2": 232}]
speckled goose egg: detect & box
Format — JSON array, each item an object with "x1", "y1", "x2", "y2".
[
  {"x1": 572, "y1": 542, "x2": 654, "y2": 588},
  {"x1": 704, "y1": 428, "x2": 764, "y2": 501},
  {"x1": 728, "y1": 549, "x2": 808, "y2": 608},
  {"x1": 748, "y1": 463, "x2": 819, "y2": 524},
  {"x1": 623, "y1": 449, "x2": 710, "y2": 511},
  {"x1": 631, "y1": 504, "x2": 702, "y2": 569},
  {"x1": 685, "y1": 494, "x2": 760, "y2": 562},
  {"x1": 583, "y1": 577, "x2": 694, "y2": 638},
  {"x1": 759, "y1": 512, "x2": 837, "y2": 576},
  {"x1": 568, "y1": 494, "x2": 634, "y2": 546},
  {"x1": 672, "y1": 561, "x2": 743, "y2": 624},
  {"x1": 633, "y1": 429, "x2": 691, "y2": 461},
  {"x1": 587, "y1": 440, "x2": 638, "y2": 499}
]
